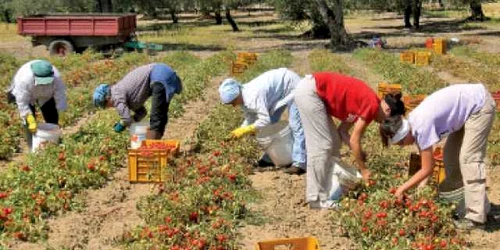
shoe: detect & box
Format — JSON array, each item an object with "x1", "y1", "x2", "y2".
[
  {"x1": 309, "y1": 200, "x2": 340, "y2": 210},
  {"x1": 283, "y1": 166, "x2": 306, "y2": 175},
  {"x1": 487, "y1": 213, "x2": 498, "y2": 223},
  {"x1": 453, "y1": 218, "x2": 485, "y2": 231},
  {"x1": 253, "y1": 158, "x2": 275, "y2": 168}
]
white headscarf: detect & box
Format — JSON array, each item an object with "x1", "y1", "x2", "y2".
[{"x1": 390, "y1": 119, "x2": 410, "y2": 144}]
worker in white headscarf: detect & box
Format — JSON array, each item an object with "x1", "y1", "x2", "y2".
[{"x1": 219, "y1": 68, "x2": 306, "y2": 175}]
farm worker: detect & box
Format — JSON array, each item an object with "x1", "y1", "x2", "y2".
[
  {"x1": 379, "y1": 84, "x2": 495, "y2": 230},
  {"x1": 293, "y1": 72, "x2": 405, "y2": 209},
  {"x1": 6, "y1": 59, "x2": 67, "y2": 149},
  {"x1": 218, "y1": 68, "x2": 306, "y2": 175},
  {"x1": 92, "y1": 63, "x2": 182, "y2": 139}
]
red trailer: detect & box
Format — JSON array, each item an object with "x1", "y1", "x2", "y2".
[{"x1": 17, "y1": 13, "x2": 137, "y2": 56}]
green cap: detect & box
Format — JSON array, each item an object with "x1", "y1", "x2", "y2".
[{"x1": 31, "y1": 60, "x2": 54, "y2": 85}]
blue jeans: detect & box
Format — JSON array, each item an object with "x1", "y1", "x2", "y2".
[{"x1": 262, "y1": 102, "x2": 307, "y2": 169}]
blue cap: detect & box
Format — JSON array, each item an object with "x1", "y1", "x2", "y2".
[
  {"x1": 219, "y1": 78, "x2": 242, "y2": 104},
  {"x1": 93, "y1": 83, "x2": 110, "y2": 108}
]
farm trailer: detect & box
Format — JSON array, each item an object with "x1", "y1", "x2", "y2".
[{"x1": 17, "y1": 13, "x2": 162, "y2": 56}]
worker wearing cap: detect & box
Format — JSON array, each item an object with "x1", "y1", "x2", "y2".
[
  {"x1": 379, "y1": 83, "x2": 495, "y2": 231},
  {"x1": 92, "y1": 63, "x2": 182, "y2": 139},
  {"x1": 218, "y1": 68, "x2": 306, "y2": 175},
  {"x1": 7, "y1": 60, "x2": 67, "y2": 149}
]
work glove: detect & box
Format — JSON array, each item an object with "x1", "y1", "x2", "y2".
[
  {"x1": 230, "y1": 125, "x2": 256, "y2": 139},
  {"x1": 113, "y1": 121, "x2": 126, "y2": 133},
  {"x1": 25, "y1": 114, "x2": 37, "y2": 133}
]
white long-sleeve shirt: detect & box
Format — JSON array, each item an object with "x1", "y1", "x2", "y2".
[
  {"x1": 9, "y1": 60, "x2": 67, "y2": 118},
  {"x1": 241, "y1": 68, "x2": 301, "y2": 128}
]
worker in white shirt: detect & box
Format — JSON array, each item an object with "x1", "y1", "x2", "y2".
[
  {"x1": 218, "y1": 68, "x2": 306, "y2": 175},
  {"x1": 7, "y1": 60, "x2": 67, "y2": 149}
]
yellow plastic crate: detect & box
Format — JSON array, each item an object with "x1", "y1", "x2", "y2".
[
  {"x1": 255, "y1": 237, "x2": 319, "y2": 250},
  {"x1": 377, "y1": 82, "x2": 402, "y2": 99},
  {"x1": 128, "y1": 140, "x2": 180, "y2": 183},
  {"x1": 408, "y1": 149, "x2": 446, "y2": 187},
  {"x1": 400, "y1": 51, "x2": 415, "y2": 64},
  {"x1": 415, "y1": 51, "x2": 431, "y2": 66},
  {"x1": 433, "y1": 38, "x2": 446, "y2": 55},
  {"x1": 231, "y1": 61, "x2": 249, "y2": 76},
  {"x1": 237, "y1": 52, "x2": 258, "y2": 65}
]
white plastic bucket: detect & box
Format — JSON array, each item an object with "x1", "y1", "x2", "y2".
[
  {"x1": 130, "y1": 122, "x2": 149, "y2": 149},
  {"x1": 327, "y1": 159, "x2": 362, "y2": 201},
  {"x1": 32, "y1": 123, "x2": 61, "y2": 152},
  {"x1": 439, "y1": 187, "x2": 465, "y2": 216},
  {"x1": 332, "y1": 157, "x2": 363, "y2": 190},
  {"x1": 256, "y1": 121, "x2": 293, "y2": 167}
]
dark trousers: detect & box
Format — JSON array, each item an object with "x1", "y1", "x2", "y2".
[
  {"x1": 150, "y1": 82, "x2": 170, "y2": 136},
  {"x1": 24, "y1": 98, "x2": 59, "y2": 148}
]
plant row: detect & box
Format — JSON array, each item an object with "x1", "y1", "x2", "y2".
[
  {"x1": 311, "y1": 50, "x2": 465, "y2": 249},
  {"x1": 0, "y1": 51, "x2": 231, "y2": 246},
  {"x1": 121, "y1": 50, "x2": 293, "y2": 249}
]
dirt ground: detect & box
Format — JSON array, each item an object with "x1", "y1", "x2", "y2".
[{"x1": 2, "y1": 5, "x2": 500, "y2": 249}]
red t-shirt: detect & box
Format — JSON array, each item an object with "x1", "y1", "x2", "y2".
[{"x1": 313, "y1": 72, "x2": 380, "y2": 124}]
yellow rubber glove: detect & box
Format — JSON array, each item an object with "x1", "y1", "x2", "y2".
[
  {"x1": 230, "y1": 125, "x2": 256, "y2": 139},
  {"x1": 26, "y1": 114, "x2": 37, "y2": 133}
]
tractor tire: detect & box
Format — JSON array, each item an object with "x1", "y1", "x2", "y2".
[{"x1": 48, "y1": 40, "x2": 74, "y2": 56}]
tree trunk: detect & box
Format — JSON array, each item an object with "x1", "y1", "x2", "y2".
[
  {"x1": 102, "y1": 0, "x2": 112, "y2": 12},
  {"x1": 469, "y1": 0, "x2": 486, "y2": 21},
  {"x1": 95, "y1": 0, "x2": 102, "y2": 12},
  {"x1": 215, "y1": 9, "x2": 223, "y2": 25},
  {"x1": 404, "y1": 0, "x2": 412, "y2": 28},
  {"x1": 412, "y1": 0, "x2": 422, "y2": 29},
  {"x1": 96, "y1": 0, "x2": 112, "y2": 12},
  {"x1": 170, "y1": 11, "x2": 178, "y2": 24},
  {"x1": 225, "y1": 9, "x2": 239, "y2": 32},
  {"x1": 313, "y1": 0, "x2": 351, "y2": 51}
]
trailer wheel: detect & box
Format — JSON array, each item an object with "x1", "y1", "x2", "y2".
[{"x1": 49, "y1": 40, "x2": 74, "y2": 56}]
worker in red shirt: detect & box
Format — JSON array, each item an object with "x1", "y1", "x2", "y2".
[{"x1": 294, "y1": 72, "x2": 405, "y2": 209}]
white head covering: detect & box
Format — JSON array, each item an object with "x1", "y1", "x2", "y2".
[
  {"x1": 219, "y1": 78, "x2": 242, "y2": 104},
  {"x1": 390, "y1": 119, "x2": 410, "y2": 144}
]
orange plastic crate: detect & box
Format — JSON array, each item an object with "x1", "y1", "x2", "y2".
[
  {"x1": 400, "y1": 51, "x2": 415, "y2": 64},
  {"x1": 415, "y1": 51, "x2": 431, "y2": 66},
  {"x1": 492, "y1": 91, "x2": 500, "y2": 111},
  {"x1": 433, "y1": 38, "x2": 446, "y2": 55},
  {"x1": 425, "y1": 38, "x2": 434, "y2": 49},
  {"x1": 377, "y1": 82, "x2": 402, "y2": 98},
  {"x1": 128, "y1": 140, "x2": 180, "y2": 183},
  {"x1": 255, "y1": 237, "x2": 319, "y2": 250},
  {"x1": 403, "y1": 94, "x2": 426, "y2": 113}
]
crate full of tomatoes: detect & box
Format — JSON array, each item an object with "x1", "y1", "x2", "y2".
[{"x1": 128, "y1": 140, "x2": 180, "y2": 183}]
